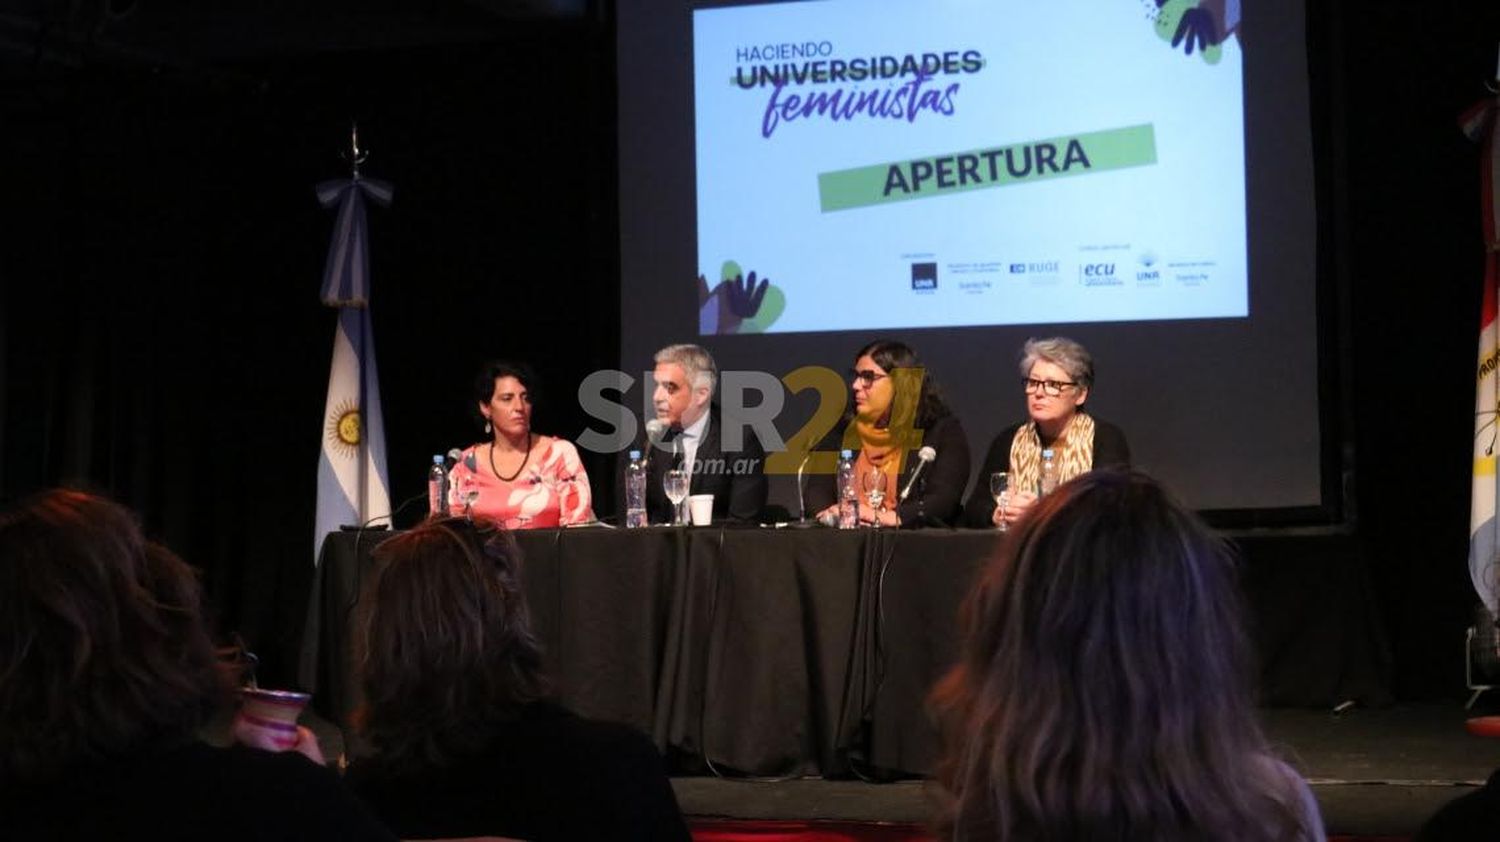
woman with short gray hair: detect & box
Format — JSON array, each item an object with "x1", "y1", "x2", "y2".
[
  {"x1": 1018, "y1": 337, "x2": 1095, "y2": 391},
  {"x1": 963, "y1": 337, "x2": 1130, "y2": 528}
]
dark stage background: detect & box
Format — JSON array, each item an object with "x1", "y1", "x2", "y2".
[{"x1": 1, "y1": 0, "x2": 1497, "y2": 703}]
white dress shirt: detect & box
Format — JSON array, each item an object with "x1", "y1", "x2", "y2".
[{"x1": 677, "y1": 409, "x2": 710, "y2": 480}]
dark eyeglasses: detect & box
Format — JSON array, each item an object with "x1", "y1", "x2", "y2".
[
  {"x1": 1022, "y1": 377, "x2": 1078, "y2": 397},
  {"x1": 849, "y1": 369, "x2": 889, "y2": 387}
]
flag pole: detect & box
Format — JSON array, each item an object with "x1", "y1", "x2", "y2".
[{"x1": 347, "y1": 123, "x2": 367, "y2": 519}]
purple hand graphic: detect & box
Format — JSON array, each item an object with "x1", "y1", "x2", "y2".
[
  {"x1": 1172, "y1": 7, "x2": 1219, "y2": 55},
  {"x1": 725, "y1": 271, "x2": 770, "y2": 319}
]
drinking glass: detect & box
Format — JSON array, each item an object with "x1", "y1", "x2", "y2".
[
  {"x1": 989, "y1": 471, "x2": 1010, "y2": 533},
  {"x1": 864, "y1": 468, "x2": 888, "y2": 529},
  {"x1": 664, "y1": 468, "x2": 690, "y2": 526}
]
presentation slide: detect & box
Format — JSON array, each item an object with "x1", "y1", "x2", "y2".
[
  {"x1": 619, "y1": 0, "x2": 1327, "y2": 515},
  {"x1": 692, "y1": 0, "x2": 1246, "y2": 336}
]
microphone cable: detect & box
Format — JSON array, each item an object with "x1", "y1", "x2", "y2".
[
  {"x1": 341, "y1": 489, "x2": 430, "y2": 635},
  {"x1": 698, "y1": 527, "x2": 803, "y2": 782},
  {"x1": 850, "y1": 525, "x2": 903, "y2": 783},
  {"x1": 312, "y1": 487, "x2": 426, "y2": 760}
]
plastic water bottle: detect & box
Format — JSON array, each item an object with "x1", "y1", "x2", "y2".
[
  {"x1": 837, "y1": 449, "x2": 858, "y2": 529},
  {"x1": 625, "y1": 450, "x2": 647, "y2": 528},
  {"x1": 1039, "y1": 448, "x2": 1058, "y2": 497},
  {"x1": 427, "y1": 455, "x2": 449, "y2": 517}
]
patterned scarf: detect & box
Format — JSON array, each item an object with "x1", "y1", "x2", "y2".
[
  {"x1": 847, "y1": 417, "x2": 904, "y2": 510},
  {"x1": 844, "y1": 369, "x2": 926, "y2": 510},
  {"x1": 1009, "y1": 412, "x2": 1096, "y2": 495}
]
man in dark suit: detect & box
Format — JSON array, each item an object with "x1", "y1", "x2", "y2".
[{"x1": 641, "y1": 344, "x2": 767, "y2": 524}]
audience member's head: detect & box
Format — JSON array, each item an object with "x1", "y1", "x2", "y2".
[
  {"x1": 931, "y1": 470, "x2": 1316, "y2": 841},
  {"x1": 0, "y1": 489, "x2": 225, "y2": 782},
  {"x1": 354, "y1": 517, "x2": 547, "y2": 773}
]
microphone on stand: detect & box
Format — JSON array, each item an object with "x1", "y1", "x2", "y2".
[
  {"x1": 644, "y1": 419, "x2": 667, "y2": 464},
  {"x1": 899, "y1": 446, "x2": 938, "y2": 503},
  {"x1": 642, "y1": 419, "x2": 669, "y2": 522},
  {"x1": 791, "y1": 442, "x2": 816, "y2": 527},
  {"x1": 645, "y1": 418, "x2": 667, "y2": 444},
  {"x1": 795, "y1": 450, "x2": 812, "y2": 521}
]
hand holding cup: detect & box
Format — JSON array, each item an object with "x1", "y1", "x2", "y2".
[{"x1": 234, "y1": 688, "x2": 324, "y2": 764}]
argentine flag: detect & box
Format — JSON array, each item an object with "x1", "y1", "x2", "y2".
[{"x1": 314, "y1": 175, "x2": 393, "y2": 562}]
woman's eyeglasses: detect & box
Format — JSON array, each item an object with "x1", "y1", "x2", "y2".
[
  {"x1": 1022, "y1": 377, "x2": 1077, "y2": 397},
  {"x1": 849, "y1": 369, "x2": 889, "y2": 387}
]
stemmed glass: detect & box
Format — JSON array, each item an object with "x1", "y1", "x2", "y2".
[
  {"x1": 664, "y1": 468, "x2": 690, "y2": 526},
  {"x1": 990, "y1": 471, "x2": 1011, "y2": 533},
  {"x1": 864, "y1": 467, "x2": 888, "y2": 529}
]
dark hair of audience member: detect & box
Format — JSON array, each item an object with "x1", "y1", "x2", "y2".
[
  {"x1": 353, "y1": 518, "x2": 548, "y2": 773},
  {"x1": 930, "y1": 470, "x2": 1313, "y2": 841},
  {"x1": 0, "y1": 489, "x2": 227, "y2": 782}
]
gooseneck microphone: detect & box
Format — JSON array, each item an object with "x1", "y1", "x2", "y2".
[
  {"x1": 794, "y1": 447, "x2": 813, "y2": 524},
  {"x1": 899, "y1": 446, "x2": 938, "y2": 503},
  {"x1": 644, "y1": 419, "x2": 667, "y2": 463},
  {"x1": 645, "y1": 418, "x2": 667, "y2": 444},
  {"x1": 344, "y1": 489, "x2": 428, "y2": 532},
  {"x1": 792, "y1": 450, "x2": 816, "y2": 522}
]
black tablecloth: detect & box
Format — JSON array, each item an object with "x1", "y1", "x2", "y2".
[{"x1": 297, "y1": 525, "x2": 1389, "y2": 778}]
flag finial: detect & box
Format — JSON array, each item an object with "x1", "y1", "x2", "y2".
[
  {"x1": 345, "y1": 122, "x2": 368, "y2": 178},
  {"x1": 1489, "y1": 41, "x2": 1500, "y2": 93}
]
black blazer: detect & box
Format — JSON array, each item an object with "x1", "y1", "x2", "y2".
[
  {"x1": 625, "y1": 405, "x2": 769, "y2": 525},
  {"x1": 804, "y1": 414, "x2": 972, "y2": 528},
  {"x1": 961, "y1": 416, "x2": 1131, "y2": 527}
]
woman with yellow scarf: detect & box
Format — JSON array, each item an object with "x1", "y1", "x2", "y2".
[
  {"x1": 963, "y1": 337, "x2": 1131, "y2": 529},
  {"x1": 809, "y1": 340, "x2": 971, "y2": 528}
]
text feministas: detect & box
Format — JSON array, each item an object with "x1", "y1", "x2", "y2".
[{"x1": 735, "y1": 47, "x2": 985, "y2": 139}]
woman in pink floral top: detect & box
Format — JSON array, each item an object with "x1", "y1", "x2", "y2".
[{"x1": 448, "y1": 362, "x2": 594, "y2": 528}]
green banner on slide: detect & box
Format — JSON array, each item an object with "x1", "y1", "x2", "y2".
[{"x1": 817, "y1": 123, "x2": 1157, "y2": 212}]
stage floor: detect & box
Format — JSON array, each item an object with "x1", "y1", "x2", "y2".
[
  {"x1": 669, "y1": 704, "x2": 1500, "y2": 837},
  {"x1": 305, "y1": 702, "x2": 1500, "y2": 837}
]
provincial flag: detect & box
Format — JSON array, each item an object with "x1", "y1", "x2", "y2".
[{"x1": 1464, "y1": 93, "x2": 1499, "y2": 613}]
